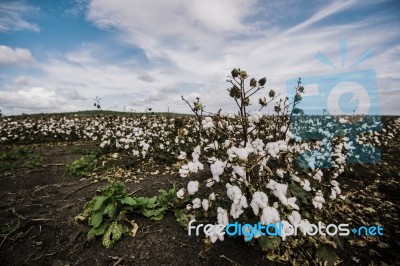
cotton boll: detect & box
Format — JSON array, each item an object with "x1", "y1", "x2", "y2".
[
  {"x1": 250, "y1": 191, "x2": 269, "y2": 215},
  {"x1": 178, "y1": 151, "x2": 187, "y2": 160},
  {"x1": 187, "y1": 181, "x2": 199, "y2": 195},
  {"x1": 206, "y1": 178, "x2": 215, "y2": 187},
  {"x1": 202, "y1": 199, "x2": 209, "y2": 211},
  {"x1": 210, "y1": 159, "x2": 226, "y2": 181},
  {"x1": 287, "y1": 197, "x2": 299, "y2": 210},
  {"x1": 231, "y1": 146, "x2": 250, "y2": 160},
  {"x1": 276, "y1": 169, "x2": 284, "y2": 178},
  {"x1": 267, "y1": 180, "x2": 288, "y2": 205},
  {"x1": 302, "y1": 179, "x2": 311, "y2": 191},
  {"x1": 217, "y1": 207, "x2": 229, "y2": 226},
  {"x1": 179, "y1": 165, "x2": 190, "y2": 177},
  {"x1": 208, "y1": 224, "x2": 225, "y2": 243},
  {"x1": 209, "y1": 193, "x2": 216, "y2": 201},
  {"x1": 290, "y1": 174, "x2": 300, "y2": 183},
  {"x1": 224, "y1": 139, "x2": 231, "y2": 148},
  {"x1": 288, "y1": 210, "x2": 301, "y2": 225},
  {"x1": 329, "y1": 189, "x2": 337, "y2": 200},
  {"x1": 192, "y1": 198, "x2": 201, "y2": 209},
  {"x1": 260, "y1": 206, "x2": 280, "y2": 225},
  {"x1": 226, "y1": 184, "x2": 247, "y2": 219},
  {"x1": 232, "y1": 165, "x2": 246, "y2": 179},
  {"x1": 176, "y1": 188, "x2": 185, "y2": 199},
  {"x1": 312, "y1": 190, "x2": 325, "y2": 209},
  {"x1": 314, "y1": 169, "x2": 323, "y2": 182}
]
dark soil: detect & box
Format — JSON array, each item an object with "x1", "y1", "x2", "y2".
[
  {"x1": 0, "y1": 142, "x2": 269, "y2": 265},
  {"x1": 0, "y1": 138, "x2": 399, "y2": 265}
]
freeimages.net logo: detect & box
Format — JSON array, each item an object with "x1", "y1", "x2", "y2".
[{"x1": 287, "y1": 39, "x2": 381, "y2": 168}]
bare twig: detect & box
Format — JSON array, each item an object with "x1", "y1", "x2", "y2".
[
  {"x1": 220, "y1": 255, "x2": 241, "y2": 265},
  {"x1": 112, "y1": 256, "x2": 126, "y2": 266},
  {"x1": 127, "y1": 188, "x2": 143, "y2": 196},
  {"x1": 62, "y1": 182, "x2": 99, "y2": 200}
]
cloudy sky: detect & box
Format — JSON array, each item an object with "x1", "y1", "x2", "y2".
[{"x1": 0, "y1": 0, "x2": 399, "y2": 115}]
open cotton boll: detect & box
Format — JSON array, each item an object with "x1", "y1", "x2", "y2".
[
  {"x1": 301, "y1": 179, "x2": 312, "y2": 191},
  {"x1": 232, "y1": 165, "x2": 246, "y2": 179},
  {"x1": 231, "y1": 146, "x2": 251, "y2": 160},
  {"x1": 267, "y1": 180, "x2": 289, "y2": 205},
  {"x1": 217, "y1": 207, "x2": 229, "y2": 226},
  {"x1": 208, "y1": 225, "x2": 225, "y2": 243},
  {"x1": 202, "y1": 199, "x2": 209, "y2": 211},
  {"x1": 177, "y1": 151, "x2": 187, "y2": 160},
  {"x1": 206, "y1": 178, "x2": 215, "y2": 187},
  {"x1": 331, "y1": 180, "x2": 341, "y2": 195},
  {"x1": 314, "y1": 169, "x2": 323, "y2": 182},
  {"x1": 260, "y1": 206, "x2": 280, "y2": 225},
  {"x1": 176, "y1": 188, "x2": 185, "y2": 199},
  {"x1": 226, "y1": 184, "x2": 248, "y2": 219},
  {"x1": 192, "y1": 198, "x2": 201, "y2": 209},
  {"x1": 250, "y1": 191, "x2": 269, "y2": 215},
  {"x1": 312, "y1": 190, "x2": 325, "y2": 209},
  {"x1": 288, "y1": 210, "x2": 302, "y2": 225},
  {"x1": 179, "y1": 165, "x2": 190, "y2": 177},
  {"x1": 287, "y1": 197, "x2": 299, "y2": 210},
  {"x1": 202, "y1": 117, "x2": 214, "y2": 129},
  {"x1": 290, "y1": 174, "x2": 301, "y2": 183},
  {"x1": 209, "y1": 192, "x2": 216, "y2": 201},
  {"x1": 276, "y1": 169, "x2": 284, "y2": 178},
  {"x1": 210, "y1": 159, "x2": 226, "y2": 182},
  {"x1": 330, "y1": 189, "x2": 337, "y2": 200},
  {"x1": 230, "y1": 200, "x2": 245, "y2": 219},
  {"x1": 226, "y1": 183, "x2": 243, "y2": 205},
  {"x1": 187, "y1": 181, "x2": 199, "y2": 195}
]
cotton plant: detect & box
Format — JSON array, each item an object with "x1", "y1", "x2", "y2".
[{"x1": 176, "y1": 68, "x2": 362, "y2": 246}]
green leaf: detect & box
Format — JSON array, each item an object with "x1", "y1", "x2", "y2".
[
  {"x1": 258, "y1": 236, "x2": 281, "y2": 251},
  {"x1": 104, "y1": 202, "x2": 117, "y2": 219},
  {"x1": 174, "y1": 209, "x2": 189, "y2": 227},
  {"x1": 135, "y1": 197, "x2": 149, "y2": 206},
  {"x1": 87, "y1": 222, "x2": 109, "y2": 240},
  {"x1": 90, "y1": 211, "x2": 103, "y2": 228},
  {"x1": 289, "y1": 183, "x2": 308, "y2": 204},
  {"x1": 141, "y1": 207, "x2": 167, "y2": 219},
  {"x1": 146, "y1": 196, "x2": 159, "y2": 208},
  {"x1": 266, "y1": 252, "x2": 278, "y2": 261},
  {"x1": 93, "y1": 195, "x2": 109, "y2": 212},
  {"x1": 316, "y1": 244, "x2": 337, "y2": 266},
  {"x1": 102, "y1": 221, "x2": 128, "y2": 249},
  {"x1": 120, "y1": 196, "x2": 137, "y2": 206}
]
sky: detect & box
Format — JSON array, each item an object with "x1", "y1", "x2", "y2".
[{"x1": 0, "y1": 0, "x2": 399, "y2": 115}]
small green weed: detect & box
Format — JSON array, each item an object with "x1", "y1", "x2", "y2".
[
  {"x1": 75, "y1": 181, "x2": 188, "y2": 248},
  {"x1": 66, "y1": 154, "x2": 99, "y2": 176},
  {"x1": 0, "y1": 146, "x2": 43, "y2": 173}
]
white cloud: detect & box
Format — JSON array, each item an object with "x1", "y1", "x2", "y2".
[
  {"x1": 13, "y1": 75, "x2": 29, "y2": 85},
  {"x1": 0, "y1": 45, "x2": 35, "y2": 65},
  {"x1": 0, "y1": 87, "x2": 78, "y2": 111},
  {"x1": 2, "y1": 0, "x2": 399, "y2": 114},
  {"x1": 138, "y1": 73, "x2": 157, "y2": 83},
  {"x1": 0, "y1": 1, "x2": 39, "y2": 32}
]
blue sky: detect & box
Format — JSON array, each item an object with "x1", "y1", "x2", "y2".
[{"x1": 0, "y1": 0, "x2": 399, "y2": 115}]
